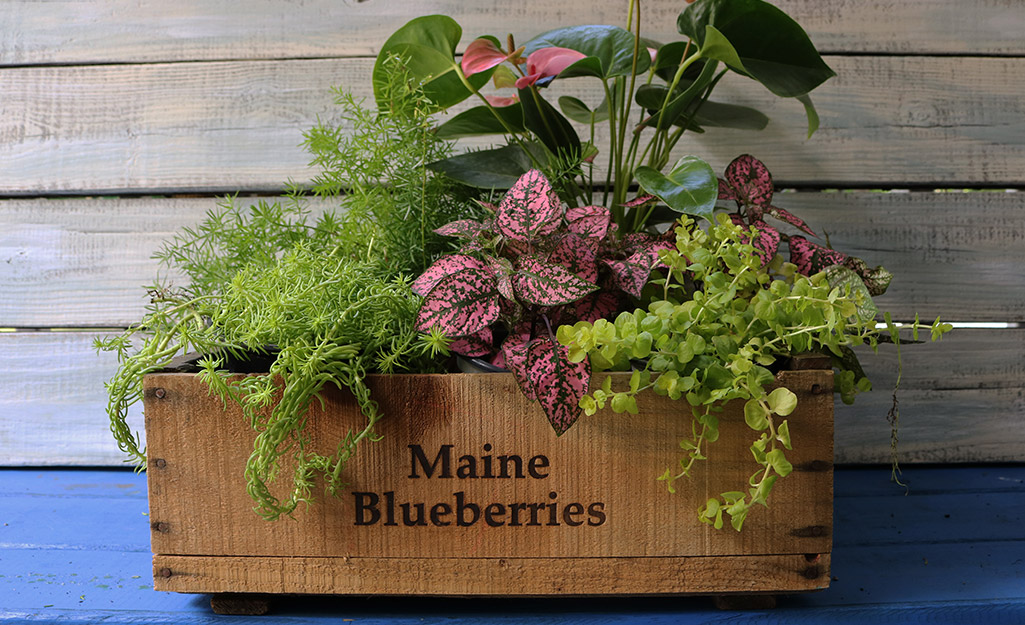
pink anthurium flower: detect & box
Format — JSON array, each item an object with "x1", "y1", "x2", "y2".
[
  {"x1": 461, "y1": 38, "x2": 511, "y2": 77},
  {"x1": 485, "y1": 94, "x2": 519, "y2": 107},
  {"x1": 515, "y1": 47, "x2": 587, "y2": 89}
]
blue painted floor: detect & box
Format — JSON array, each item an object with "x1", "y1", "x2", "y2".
[{"x1": 1, "y1": 466, "x2": 1023, "y2": 624}]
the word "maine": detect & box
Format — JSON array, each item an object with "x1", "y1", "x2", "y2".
[{"x1": 408, "y1": 444, "x2": 550, "y2": 480}]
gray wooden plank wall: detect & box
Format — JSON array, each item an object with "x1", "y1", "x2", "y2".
[{"x1": 0, "y1": 0, "x2": 1022, "y2": 466}]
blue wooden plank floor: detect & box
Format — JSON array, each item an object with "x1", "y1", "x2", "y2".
[{"x1": 1, "y1": 466, "x2": 1023, "y2": 624}]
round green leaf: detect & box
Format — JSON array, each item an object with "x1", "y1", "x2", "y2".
[
  {"x1": 767, "y1": 387, "x2": 798, "y2": 416},
  {"x1": 744, "y1": 399, "x2": 769, "y2": 430},
  {"x1": 634, "y1": 156, "x2": 718, "y2": 218}
]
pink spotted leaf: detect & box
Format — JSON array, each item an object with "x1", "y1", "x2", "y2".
[
  {"x1": 603, "y1": 249, "x2": 659, "y2": 299},
  {"x1": 723, "y1": 154, "x2": 774, "y2": 208},
  {"x1": 434, "y1": 219, "x2": 488, "y2": 239},
  {"x1": 449, "y1": 327, "x2": 495, "y2": 357},
  {"x1": 717, "y1": 178, "x2": 738, "y2": 201},
  {"x1": 621, "y1": 194, "x2": 657, "y2": 208},
  {"x1": 416, "y1": 268, "x2": 500, "y2": 336},
  {"x1": 497, "y1": 169, "x2": 561, "y2": 242},
  {"x1": 571, "y1": 291, "x2": 620, "y2": 324},
  {"x1": 501, "y1": 334, "x2": 535, "y2": 401},
  {"x1": 565, "y1": 205, "x2": 612, "y2": 239},
  {"x1": 525, "y1": 337, "x2": 590, "y2": 435},
  {"x1": 749, "y1": 221, "x2": 781, "y2": 265},
  {"x1": 767, "y1": 206, "x2": 816, "y2": 236},
  {"x1": 789, "y1": 236, "x2": 848, "y2": 275},
  {"x1": 412, "y1": 255, "x2": 488, "y2": 296},
  {"x1": 548, "y1": 233, "x2": 599, "y2": 283},
  {"x1": 513, "y1": 256, "x2": 599, "y2": 306},
  {"x1": 486, "y1": 256, "x2": 516, "y2": 301}
]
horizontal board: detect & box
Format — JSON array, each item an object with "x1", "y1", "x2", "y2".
[
  {"x1": 152, "y1": 554, "x2": 830, "y2": 596},
  {"x1": 2, "y1": 191, "x2": 1020, "y2": 328},
  {"x1": 2, "y1": 56, "x2": 1025, "y2": 194},
  {"x1": 0, "y1": 0, "x2": 1022, "y2": 65},
  {"x1": 0, "y1": 329, "x2": 1021, "y2": 467},
  {"x1": 0, "y1": 196, "x2": 335, "y2": 327}
]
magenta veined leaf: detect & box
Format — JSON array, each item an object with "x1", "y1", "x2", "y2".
[
  {"x1": 497, "y1": 169, "x2": 562, "y2": 242},
  {"x1": 621, "y1": 194, "x2": 656, "y2": 209},
  {"x1": 449, "y1": 327, "x2": 494, "y2": 357},
  {"x1": 750, "y1": 221, "x2": 781, "y2": 265},
  {"x1": 729, "y1": 215, "x2": 779, "y2": 265},
  {"x1": 416, "y1": 267, "x2": 500, "y2": 336},
  {"x1": 412, "y1": 254, "x2": 488, "y2": 296},
  {"x1": 525, "y1": 337, "x2": 590, "y2": 435},
  {"x1": 723, "y1": 154, "x2": 774, "y2": 208},
  {"x1": 486, "y1": 256, "x2": 516, "y2": 301},
  {"x1": 572, "y1": 291, "x2": 620, "y2": 324},
  {"x1": 434, "y1": 219, "x2": 487, "y2": 238},
  {"x1": 766, "y1": 206, "x2": 816, "y2": 236},
  {"x1": 604, "y1": 256, "x2": 651, "y2": 299},
  {"x1": 501, "y1": 334, "x2": 536, "y2": 401},
  {"x1": 548, "y1": 233, "x2": 599, "y2": 283},
  {"x1": 789, "y1": 235, "x2": 848, "y2": 275},
  {"x1": 566, "y1": 205, "x2": 612, "y2": 239},
  {"x1": 462, "y1": 37, "x2": 511, "y2": 77},
  {"x1": 717, "y1": 178, "x2": 737, "y2": 201},
  {"x1": 513, "y1": 256, "x2": 599, "y2": 306}
]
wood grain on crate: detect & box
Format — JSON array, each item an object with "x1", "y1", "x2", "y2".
[
  {"x1": 2, "y1": 192, "x2": 1020, "y2": 328},
  {"x1": 1, "y1": 329, "x2": 1022, "y2": 467},
  {"x1": 143, "y1": 371, "x2": 832, "y2": 563},
  {"x1": 152, "y1": 554, "x2": 830, "y2": 596},
  {"x1": 1, "y1": 0, "x2": 1022, "y2": 65},
  {"x1": 2, "y1": 56, "x2": 1024, "y2": 195}
]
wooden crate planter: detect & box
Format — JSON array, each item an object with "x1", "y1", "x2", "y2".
[{"x1": 143, "y1": 365, "x2": 833, "y2": 598}]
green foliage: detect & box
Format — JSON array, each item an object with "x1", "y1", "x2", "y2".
[
  {"x1": 98, "y1": 65, "x2": 480, "y2": 519},
  {"x1": 306, "y1": 56, "x2": 484, "y2": 278},
  {"x1": 559, "y1": 215, "x2": 951, "y2": 530},
  {"x1": 385, "y1": 0, "x2": 834, "y2": 227}
]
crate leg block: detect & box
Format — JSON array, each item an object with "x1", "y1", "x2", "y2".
[
  {"x1": 713, "y1": 594, "x2": 777, "y2": 610},
  {"x1": 210, "y1": 593, "x2": 272, "y2": 615}
]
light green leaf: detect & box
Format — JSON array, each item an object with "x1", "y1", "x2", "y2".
[
  {"x1": 634, "y1": 155, "x2": 718, "y2": 218},
  {"x1": 767, "y1": 387, "x2": 798, "y2": 416},
  {"x1": 766, "y1": 449, "x2": 793, "y2": 477},
  {"x1": 744, "y1": 399, "x2": 769, "y2": 430},
  {"x1": 777, "y1": 420, "x2": 792, "y2": 450}
]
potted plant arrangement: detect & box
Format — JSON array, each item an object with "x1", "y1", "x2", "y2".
[{"x1": 99, "y1": 0, "x2": 949, "y2": 607}]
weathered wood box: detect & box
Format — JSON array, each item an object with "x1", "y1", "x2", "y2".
[{"x1": 143, "y1": 365, "x2": 833, "y2": 598}]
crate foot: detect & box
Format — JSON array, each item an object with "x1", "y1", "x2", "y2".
[
  {"x1": 210, "y1": 593, "x2": 272, "y2": 615},
  {"x1": 713, "y1": 594, "x2": 777, "y2": 610}
]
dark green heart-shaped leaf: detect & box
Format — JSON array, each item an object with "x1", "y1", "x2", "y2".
[
  {"x1": 692, "y1": 100, "x2": 769, "y2": 130},
  {"x1": 435, "y1": 104, "x2": 526, "y2": 139},
  {"x1": 373, "y1": 15, "x2": 490, "y2": 110},
  {"x1": 678, "y1": 0, "x2": 835, "y2": 98},
  {"x1": 427, "y1": 144, "x2": 536, "y2": 189},
  {"x1": 523, "y1": 25, "x2": 651, "y2": 79},
  {"x1": 634, "y1": 156, "x2": 718, "y2": 218},
  {"x1": 519, "y1": 87, "x2": 580, "y2": 158}
]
